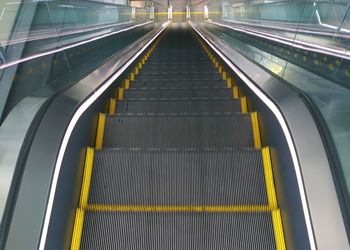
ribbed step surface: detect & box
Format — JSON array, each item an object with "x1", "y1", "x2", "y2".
[
  {"x1": 88, "y1": 148, "x2": 268, "y2": 205},
  {"x1": 135, "y1": 75, "x2": 224, "y2": 81},
  {"x1": 124, "y1": 88, "x2": 232, "y2": 99},
  {"x1": 80, "y1": 211, "x2": 277, "y2": 250},
  {"x1": 103, "y1": 114, "x2": 253, "y2": 148},
  {"x1": 137, "y1": 71, "x2": 220, "y2": 76},
  {"x1": 75, "y1": 24, "x2": 281, "y2": 250},
  {"x1": 116, "y1": 99, "x2": 241, "y2": 114},
  {"x1": 132, "y1": 80, "x2": 227, "y2": 88}
]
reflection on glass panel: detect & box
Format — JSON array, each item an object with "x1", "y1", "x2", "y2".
[
  {"x1": 0, "y1": 0, "x2": 153, "y2": 124},
  {"x1": 0, "y1": 1, "x2": 138, "y2": 66}
]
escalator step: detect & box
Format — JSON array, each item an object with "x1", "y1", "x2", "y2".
[
  {"x1": 140, "y1": 65, "x2": 217, "y2": 71},
  {"x1": 143, "y1": 62, "x2": 214, "y2": 67},
  {"x1": 103, "y1": 114, "x2": 254, "y2": 148},
  {"x1": 132, "y1": 80, "x2": 227, "y2": 88},
  {"x1": 139, "y1": 69, "x2": 220, "y2": 75},
  {"x1": 88, "y1": 148, "x2": 268, "y2": 205},
  {"x1": 135, "y1": 76, "x2": 224, "y2": 81},
  {"x1": 116, "y1": 99, "x2": 240, "y2": 114},
  {"x1": 80, "y1": 211, "x2": 277, "y2": 250},
  {"x1": 124, "y1": 88, "x2": 232, "y2": 99}
]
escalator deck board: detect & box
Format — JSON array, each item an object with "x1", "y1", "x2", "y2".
[
  {"x1": 80, "y1": 211, "x2": 277, "y2": 250},
  {"x1": 116, "y1": 99, "x2": 241, "y2": 114},
  {"x1": 103, "y1": 115, "x2": 254, "y2": 148},
  {"x1": 88, "y1": 148, "x2": 268, "y2": 205}
]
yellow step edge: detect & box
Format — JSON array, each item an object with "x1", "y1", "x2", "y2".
[
  {"x1": 222, "y1": 71, "x2": 227, "y2": 80},
  {"x1": 84, "y1": 204, "x2": 272, "y2": 212},
  {"x1": 233, "y1": 86, "x2": 239, "y2": 99},
  {"x1": 240, "y1": 96, "x2": 248, "y2": 113},
  {"x1": 108, "y1": 98, "x2": 116, "y2": 115},
  {"x1": 227, "y1": 77, "x2": 232, "y2": 88},
  {"x1": 138, "y1": 62, "x2": 143, "y2": 69},
  {"x1": 95, "y1": 113, "x2": 105, "y2": 149},
  {"x1": 261, "y1": 147, "x2": 278, "y2": 209},
  {"x1": 124, "y1": 79, "x2": 130, "y2": 89},
  {"x1": 79, "y1": 148, "x2": 95, "y2": 206},
  {"x1": 272, "y1": 209, "x2": 286, "y2": 250},
  {"x1": 251, "y1": 112, "x2": 262, "y2": 149},
  {"x1": 129, "y1": 73, "x2": 135, "y2": 81},
  {"x1": 134, "y1": 67, "x2": 139, "y2": 75},
  {"x1": 218, "y1": 65, "x2": 223, "y2": 73},
  {"x1": 70, "y1": 208, "x2": 84, "y2": 250},
  {"x1": 117, "y1": 87, "x2": 124, "y2": 100}
]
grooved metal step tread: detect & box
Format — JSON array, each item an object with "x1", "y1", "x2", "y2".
[
  {"x1": 131, "y1": 80, "x2": 227, "y2": 88},
  {"x1": 127, "y1": 86, "x2": 229, "y2": 91},
  {"x1": 116, "y1": 99, "x2": 240, "y2": 114},
  {"x1": 88, "y1": 148, "x2": 268, "y2": 205},
  {"x1": 138, "y1": 71, "x2": 219, "y2": 76},
  {"x1": 124, "y1": 89, "x2": 232, "y2": 98},
  {"x1": 143, "y1": 62, "x2": 214, "y2": 66},
  {"x1": 114, "y1": 112, "x2": 239, "y2": 116},
  {"x1": 103, "y1": 115, "x2": 253, "y2": 148},
  {"x1": 80, "y1": 211, "x2": 277, "y2": 250},
  {"x1": 147, "y1": 58, "x2": 209, "y2": 61},
  {"x1": 135, "y1": 76, "x2": 224, "y2": 81},
  {"x1": 140, "y1": 66, "x2": 217, "y2": 70},
  {"x1": 123, "y1": 97, "x2": 232, "y2": 100}
]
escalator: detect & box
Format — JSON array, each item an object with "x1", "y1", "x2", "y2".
[{"x1": 70, "y1": 25, "x2": 286, "y2": 249}]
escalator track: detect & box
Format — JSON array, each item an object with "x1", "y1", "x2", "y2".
[{"x1": 70, "y1": 24, "x2": 286, "y2": 250}]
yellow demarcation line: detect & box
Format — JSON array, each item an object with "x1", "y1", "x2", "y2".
[
  {"x1": 108, "y1": 98, "x2": 116, "y2": 115},
  {"x1": 70, "y1": 208, "x2": 84, "y2": 250},
  {"x1": 261, "y1": 148, "x2": 286, "y2": 249},
  {"x1": 240, "y1": 96, "x2": 248, "y2": 113},
  {"x1": 117, "y1": 87, "x2": 124, "y2": 100},
  {"x1": 251, "y1": 112, "x2": 262, "y2": 149},
  {"x1": 84, "y1": 204, "x2": 271, "y2": 212},
  {"x1": 196, "y1": 26, "x2": 285, "y2": 250},
  {"x1": 227, "y1": 77, "x2": 232, "y2": 88},
  {"x1": 70, "y1": 35, "x2": 163, "y2": 250},
  {"x1": 70, "y1": 148, "x2": 94, "y2": 249},
  {"x1": 272, "y1": 209, "x2": 287, "y2": 250},
  {"x1": 95, "y1": 113, "x2": 106, "y2": 149},
  {"x1": 222, "y1": 71, "x2": 227, "y2": 80},
  {"x1": 218, "y1": 65, "x2": 223, "y2": 73},
  {"x1": 70, "y1": 28, "x2": 286, "y2": 250},
  {"x1": 233, "y1": 86, "x2": 239, "y2": 99},
  {"x1": 79, "y1": 148, "x2": 95, "y2": 207},
  {"x1": 124, "y1": 79, "x2": 130, "y2": 89},
  {"x1": 261, "y1": 147, "x2": 278, "y2": 209}
]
